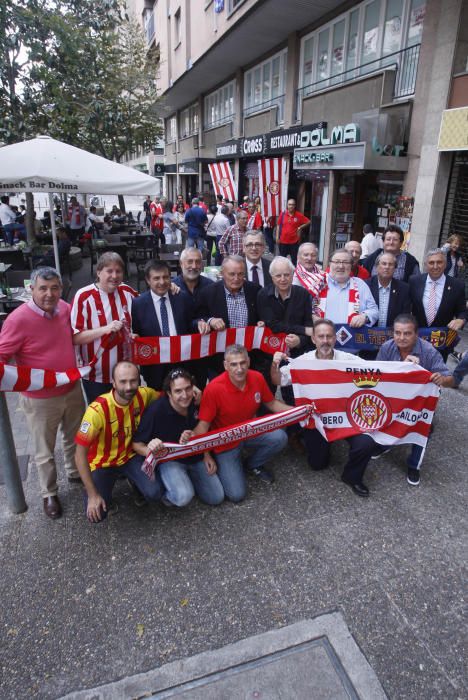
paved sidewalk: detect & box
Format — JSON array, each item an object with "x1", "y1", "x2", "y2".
[{"x1": 1, "y1": 340, "x2": 467, "y2": 699}]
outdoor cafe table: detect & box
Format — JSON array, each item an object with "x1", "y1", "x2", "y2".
[{"x1": 0, "y1": 287, "x2": 32, "y2": 312}]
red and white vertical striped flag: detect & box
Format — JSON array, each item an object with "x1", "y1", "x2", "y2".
[
  {"x1": 289, "y1": 359, "x2": 440, "y2": 451},
  {"x1": 258, "y1": 157, "x2": 283, "y2": 217},
  {"x1": 208, "y1": 161, "x2": 237, "y2": 202}
]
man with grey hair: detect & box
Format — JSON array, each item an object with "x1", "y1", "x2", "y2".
[
  {"x1": 219, "y1": 209, "x2": 249, "y2": 257},
  {"x1": 366, "y1": 252, "x2": 411, "y2": 328},
  {"x1": 188, "y1": 344, "x2": 289, "y2": 495},
  {"x1": 344, "y1": 240, "x2": 370, "y2": 280},
  {"x1": 293, "y1": 242, "x2": 321, "y2": 289},
  {"x1": 409, "y1": 247, "x2": 465, "y2": 359},
  {"x1": 243, "y1": 230, "x2": 272, "y2": 287},
  {"x1": 172, "y1": 247, "x2": 213, "y2": 303},
  {"x1": 0, "y1": 267, "x2": 85, "y2": 519}
]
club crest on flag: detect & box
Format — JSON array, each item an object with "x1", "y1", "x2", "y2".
[
  {"x1": 429, "y1": 330, "x2": 446, "y2": 348},
  {"x1": 218, "y1": 177, "x2": 230, "y2": 189},
  {"x1": 346, "y1": 391, "x2": 391, "y2": 431},
  {"x1": 336, "y1": 326, "x2": 352, "y2": 345},
  {"x1": 267, "y1": 180, "x2": 280, "y2": 195}
]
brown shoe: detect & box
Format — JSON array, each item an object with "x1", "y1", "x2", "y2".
[{"x1": 43, "y1": 495, "x2": 62, "y2": 519}]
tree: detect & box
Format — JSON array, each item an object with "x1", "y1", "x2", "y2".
[{"x1": 1, "y1": 1, "x2": 161, "y2": 218}]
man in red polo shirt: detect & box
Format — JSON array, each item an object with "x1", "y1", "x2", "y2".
[
  {"x1": 277, "y1": 199, "x2": 310, "y2": 266},
  {"x1": 191, "y1": 344, "x2": 289, "y2": 501}
]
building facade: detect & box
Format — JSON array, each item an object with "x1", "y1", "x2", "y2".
[{"x1": 130, "y1": 0, "x2": 467, "y2": 262}]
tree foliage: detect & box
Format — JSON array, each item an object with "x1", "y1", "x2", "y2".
[{"x1": 0, "y1": 0, "x2": 162, "y2": 160}]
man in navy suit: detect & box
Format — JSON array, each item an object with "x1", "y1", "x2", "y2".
[
  {"x1": 367, "y1": 252, "x2": 411, "y2": 327},
  {"x1": 131, "y1": 260, "x2": 201, "y2": 390},
  {"x1": 242, "y1": 231, "x2": 272, "y2": 287},
  {"x1": 409, "y1": 248, "x2": 466, "y2": 359}
]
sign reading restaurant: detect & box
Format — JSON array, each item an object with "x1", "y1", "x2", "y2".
[{"x1": 215, "y1": 122, "x2": 360, "y2": 158}]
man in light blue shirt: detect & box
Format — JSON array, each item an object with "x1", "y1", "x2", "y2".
[{"x1": 313, "y1": 249, "x2": 379, "y2": 327}]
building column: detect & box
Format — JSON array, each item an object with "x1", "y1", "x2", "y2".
[
  {"x1": 323, "y1": 171, "x2": 337, "y2": 264},
  {"x1": 405, "y1": 0, "x2": 463, "y2": 262}
]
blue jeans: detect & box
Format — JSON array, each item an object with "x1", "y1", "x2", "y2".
[
  {"x1": 86, "y1": 454, "x2": 163, "y2": 521},
  {"x1": 187, "y1": 236, "x2": 205, "y2": 252},
  {"x1": 159, "y1": 459, "x2": 224, "y2": 506},
  {"x1": 214, "y1": 429, "x2": 287, "y2": 502},
  {"x1": 3, "y1": 223, "x2": 26, "y2": 245},
  {"x1": 453, "y1": 352, "x2": 468, "y2": 387}
]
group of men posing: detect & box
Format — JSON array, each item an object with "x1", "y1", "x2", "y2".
[{"x1": 0, "y1": 215, "x2": 466, "y2": 521}]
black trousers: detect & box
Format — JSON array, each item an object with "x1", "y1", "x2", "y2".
[{"x1": 302, "y1": 429, "x2": 376, "y2": 482}]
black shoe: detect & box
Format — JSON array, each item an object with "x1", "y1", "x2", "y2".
[
  {"x1": 407, "y1": 467, "x2": 420, "y2": 486},
  {"x1": 67, "y1": 475, "x2": 82, "y2": 484},
  {"x1": 341, "y1": 476, "x2": 369, "y2": 497},
  {"x1": 451, "y1": 350, "x2": 463, "y2": 362},
  {"x1": 250, "y1": 467, "x2": 275, "y2": 484},
  {"x1": 308, "y1": 459, "x2": 329, "y2": 471}
]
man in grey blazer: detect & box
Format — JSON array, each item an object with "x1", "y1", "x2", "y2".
[{"x1": 243, "y1": 230, "x2": 272, "y2": 287}]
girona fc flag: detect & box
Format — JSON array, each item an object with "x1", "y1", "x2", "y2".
[
  {"x1": 289, "y1": 359, "x2": 440, "y2": 452},
  {"x1": 258, "y1": 157, "x2": 283, "y2": 217},
  {"x1": 208, "y1": 161, "x2": 237, "y2": 202}
]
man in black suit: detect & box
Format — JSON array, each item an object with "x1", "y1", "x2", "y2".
[
  {"x1": 132, "y1": 260, "x2": 201, "y2": 390},
  {"x1": 409, "y1": 248, "x2": 465, "y2": 358},
  {"x1": 367, "y1": 252, "x2": 411, "y2": 327},
  {"x1": 195, "y1": 255, "x2": 261, "y2": 376},
  {"x1": 363, "y1": 224, "x2": 420, "y2": 283},
  {"x1": 242, "y1": 231, "x2": 272, "y2": 287}
]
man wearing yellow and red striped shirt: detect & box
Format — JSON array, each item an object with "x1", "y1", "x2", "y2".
[{"x1": 75, "y1": 361, "x2": 164, "y2": 522}]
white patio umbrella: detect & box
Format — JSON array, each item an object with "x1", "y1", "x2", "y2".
[{"x1": 0, "y1": 135, "x2": 158, "y2": 272}]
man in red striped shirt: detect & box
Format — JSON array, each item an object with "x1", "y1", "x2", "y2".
[
  {"x1": 75, "y1": 361, "x2": 164, "y2": 522},
  {"x1": 71, "y1": 252, "x2": 138, "y2": 403}
]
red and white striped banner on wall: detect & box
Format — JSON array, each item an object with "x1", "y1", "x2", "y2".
[
  {"x1": 258, "y1": 157, "x2": 283, "y2": 218},
  {"x1": 208, "y1": 161, "x2": 237, "y2": 202},
  {"x1": 289, "y1": 358, "x2": 440, "y2": 450}
]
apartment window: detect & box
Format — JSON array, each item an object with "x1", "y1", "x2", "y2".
[
  {"x1": 244, "y1": 49, "x2": 287, "y2": 123},
  {"x1": 180, "y1": 104, "x2": 199, "y2": 138},
  {"x1": 299, "y1": 0, "x2": 425, "y2": 94},
  {"x1": 204, "y1": 81, "x2": 235, "y2": 129},
  {"x1": 174, "y1": 7, "x2": 181, "y2": 47},
  {"x1": 166, "y1": 115, "x2": 177, "y2": 143}
]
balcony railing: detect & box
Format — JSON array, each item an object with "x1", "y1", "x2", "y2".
[
  {"x1": 296, "y1": 44, "x2": 421, "y2": 119},
  {"x1": 145, "y1": 10, "x2": 155, "y2": 45},
  {"x1": 243, "y1": 94, "x2": 285, "y2": 125}
]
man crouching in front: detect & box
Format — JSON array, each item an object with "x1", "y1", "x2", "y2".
[{"x1": 74, "y1": 361, "x2": 164, "y2": 522}]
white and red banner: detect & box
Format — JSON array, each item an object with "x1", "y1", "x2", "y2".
[
  {"x1": 142, "y1": 404, "x2": 312, "y2": 479},
  {"x1": 258, "y1": 157, "x2": 283, "y2": 217},
  {"x1": 133, "y1": 326, "x2": 286, "y2": 365},
  {"x1": 208, "y1": 161, "x2": 237, "y2": 202},
  {"x1": 289, "y1": 358, "x2": 440, "y2": 449}
]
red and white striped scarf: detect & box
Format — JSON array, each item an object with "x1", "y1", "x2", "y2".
[
  {"x1": 142, "y1": 404, "x2": 313, "y2": 479},
  {"x1": 0, "y1": 327, "x2": 286, "y2": 392},
  {"x1": 294, "y1": 264, "x2": 325, "y2": 296}
]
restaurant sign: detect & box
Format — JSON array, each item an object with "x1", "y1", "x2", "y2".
[
  {"x1": 293, "y1": 142, "x2": 366, "y2": 170},
  {"x1": 215, "y1": 121, "x2": 361, "y2": 158}
]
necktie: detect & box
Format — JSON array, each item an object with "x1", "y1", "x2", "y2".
[
  {"x1": 426, "y1": 281, "x2": 437, "y2": 325},
  {"x1": 160, "y1": 296, "x2": 170, "y2": 336},
  {"x1": 251, "y1": 265, "x2": 259, "y2": 285}
]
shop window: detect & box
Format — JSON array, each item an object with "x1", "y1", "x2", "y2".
[
  {"x1": 346, "y1": 10, "x2": 360, "y2": 73},
  {"x1": 331, "y1": 20, "x2": 345, "y2": 83},
  {"x1": 174, "y1": 8, "x2": 182, "y2": 48},
  {"x1": 382, "y1": 0, "x2": 403, "y2": 55},
  {"x1": 317, "y1": 29, "x2": 330, "y2": 84},
  {"x1": 361, "y1": 0, "x2": 381, "y2": 69}
]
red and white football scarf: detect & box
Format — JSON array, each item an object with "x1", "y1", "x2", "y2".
[
  {"x1": 132, "y1": 326, "x2": 286, "y2": 365},
  {"x1": 294, "y1": 264, "x2": 325, "y2": 296},
  {"x1": 0, "y1": 327, "x2": 285, "y2": 392},
  {"x1": 290, "y1": 358, "x2": 440, "y2": 460},
  {"x1": 142, "y1": 404, "x2": 313, "y2": 479},
  {"x1": 315, "y1": 274, "x2": 360, "y2": 323}
]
